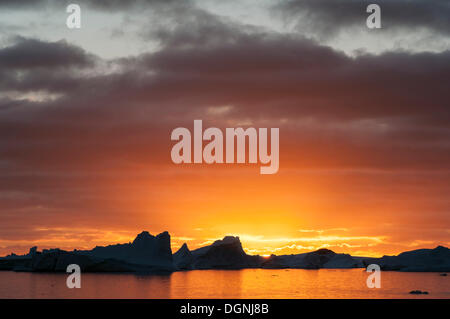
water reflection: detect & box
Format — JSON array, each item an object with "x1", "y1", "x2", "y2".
[{"x1": 0, "y1": 269, "x2": 448, "y2": 299}]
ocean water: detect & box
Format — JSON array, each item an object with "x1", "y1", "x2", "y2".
[{"x1": 0, "y1": 269, "x2": 448, "y2": 299}]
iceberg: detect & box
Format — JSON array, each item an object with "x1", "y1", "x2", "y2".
[
  {"x1": 1, "y1": 231, "x2": 448, "y2": 273},
  {"x1": 190, "y1": 236, "x2": 262, "y2": 269},
  {"x1": 362, "y1": 246, "x2": 450, "y2": 272}
]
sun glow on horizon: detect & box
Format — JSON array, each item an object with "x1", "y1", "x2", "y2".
[{"x1": 2, "y1": 225, "x2": 446, "y2": 260}]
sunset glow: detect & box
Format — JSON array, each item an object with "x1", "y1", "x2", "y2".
[{"x1": 0, "y1": 0, "x2": 449, "y2": 261}]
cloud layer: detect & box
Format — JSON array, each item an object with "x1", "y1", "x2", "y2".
[{"x1": 276, "y1": 0, "x2": 450, "y2": 36}]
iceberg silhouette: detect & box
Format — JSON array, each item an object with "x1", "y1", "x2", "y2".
[{"x1": 1, "y1": 231, "x2": 449, "y2": 273}]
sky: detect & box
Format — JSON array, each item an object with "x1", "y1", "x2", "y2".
[{"x1": 0, "y1": 0, "x2": 449, "y2": 257}]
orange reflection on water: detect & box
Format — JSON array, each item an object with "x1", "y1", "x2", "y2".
[{"x1": 1, "y1": 269, "x2": 448, "y2": 299}]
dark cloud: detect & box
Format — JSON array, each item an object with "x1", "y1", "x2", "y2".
[
  {"x1": 0, "y1": 0, "x2": 188, "y2": 11},
  {"x1": 275, "y1": 0, "x2": 450, "y2": 36},
  {"x1": 81, "y1": 0, "x2": 184, "y2": 11},
  {"x1": 136, "y1": 30, "x2": 450, "y2": 126},
  {"x1": 0, "y1": 37, "x2": 95, "y2": 70},
  {"x1": 0, "y1": 37, "x2": 96, "y2": 94},
  {"x1": 0, "y1": 27, "x2": 448, "y2": 176}
]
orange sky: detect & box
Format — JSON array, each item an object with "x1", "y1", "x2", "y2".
[
  {"x1": 0, "y1": 1, "x2": 449, "y2": 259},
  {"x1": 1, "y1": 163, "x2": 449, "y2": 258}
]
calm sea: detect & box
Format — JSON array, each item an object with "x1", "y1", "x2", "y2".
[{"x1": 0, "y1": 269, "x2": 448, "y2": 298}]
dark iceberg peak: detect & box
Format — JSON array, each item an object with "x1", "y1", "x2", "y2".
[
  {"x1": 173, "y1": 243, "x2": 193, "y2": 270},
  {"x1": 131, "y1": 231, "x2": 171, "y2": 253},
  {"x1": 72, "y1": 230, "x2": 174, "y2": 271},
  {"x1": 157, "y1": 231, "x2": 170, "y2": 237},
  {"x1": 209, "y1": 236, "x2": 247, "y2": 258},
  {"x1": 176, "y1": 243, "x2": 190, "y2": 253},
  {"x1": 28, "y1": 246, "x2": 37, "y2": 256},
  {"x1": 311, "y1": 248, "x2": 335, "y2": 255},
  {"x1": 189, "y1": 235, "x2": 262, "y2": 269},
  {"x1": 218, "y1": 236, "x2": 240, "y2": 242},
  {"x1": 132, "y1": 231, "x2": 154, "y2": 245},
  {"x1": 156, "y1": 231, "x2": 170, "y2": 242},
  {"x1": 212, "y1": 236, "x2": 243, "y2": 250}
]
